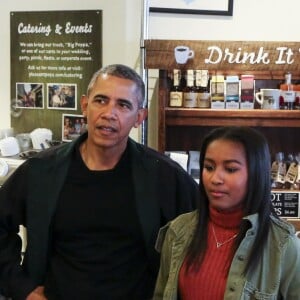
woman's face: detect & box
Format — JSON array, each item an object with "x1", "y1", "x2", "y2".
[{"x1": 202, "y1": 138, "x2": 248, "y2": 212}]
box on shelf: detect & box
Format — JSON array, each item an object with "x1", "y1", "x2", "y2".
[
  {"x1": 210, "y1": 75, "x2": 225, "y2": 109},
  {"x1": 240, "y1": 75, "x2": 255, "y2": 109},
  {"x1": 225, "y1": 75, "x2": 240, "y2": 109}
]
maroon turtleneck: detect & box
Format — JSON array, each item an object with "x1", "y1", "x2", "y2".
[{"x1": 179, "y1": 206, "x2": 244, "y2": 300}]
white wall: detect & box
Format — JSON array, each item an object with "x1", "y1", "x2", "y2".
[{"x1": 148, "y1": 0, "x2": 300, "y2": 41}]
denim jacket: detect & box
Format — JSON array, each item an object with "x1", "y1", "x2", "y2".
[{"x1": 154, "y1": 211, "x2": 300, "y2": 300}]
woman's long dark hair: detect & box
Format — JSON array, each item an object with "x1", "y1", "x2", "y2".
[{"x1": 185, "y1": 126, "x2": 278, "y2": 275}]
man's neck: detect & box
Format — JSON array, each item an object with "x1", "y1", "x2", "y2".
[{"x1": 80, "y1": 140, "x2": 127, "y2": 171}]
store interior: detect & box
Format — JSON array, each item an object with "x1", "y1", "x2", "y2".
[{"x1": 0, "y1": 1, "x2": 299, "y2": 226}]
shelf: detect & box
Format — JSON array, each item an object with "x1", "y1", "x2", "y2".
[{"x1": 165, "y1": 108, "x2": 300, "y2": 127}]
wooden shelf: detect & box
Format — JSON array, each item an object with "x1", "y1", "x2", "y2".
[
  {"x1": 146, "y1": 39, "x2": 300, "y2": 227},
  {"x1": 165, "y1": 108, "x2": 300, "y2": 127}
]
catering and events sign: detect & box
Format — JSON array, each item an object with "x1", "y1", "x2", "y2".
[{"x1": 10, "y1": 10, "x2": 102, "y2": 140}]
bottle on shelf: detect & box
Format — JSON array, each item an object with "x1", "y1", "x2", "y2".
[
  {"x1": 280, "y1": 72, "x2": 295, "y2": 110},
  {"x1": 183, "y1": 69, "x2": 197, "y2": 108},
  {"x1": 295, "y1": 153, "x2": 300, "y2": 190},
  {"x1": 195, "y1": 70, "x2": 210, "y2": 108},
  {"x1": 284, "y1": 153, "x2": 298, "y2": 190},
  {"x1": 169, "y1": 69, "x2": 183, "y2": 107},
  {"x1": 294, "y1": 84, "x2": 300, "y2": 110},
  {"x1": 271, "y1": 152, "x2": 286, "y2": 189}
]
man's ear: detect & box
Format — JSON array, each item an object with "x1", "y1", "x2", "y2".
[
  {"x1": 80, "y1": 95, "x2": 88, "y2": 117},
  {"x1": 134, "y1": 108, "x2": 148, "y2": 128}
]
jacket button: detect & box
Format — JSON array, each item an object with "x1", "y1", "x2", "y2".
[
  {"x1": 229, "y1": 287, "x2": 235, "y2": 292},
  {"x1": 238, "y1": 255, "x2": 244, "y2": 261}
]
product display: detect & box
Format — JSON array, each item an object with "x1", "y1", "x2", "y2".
[
  {"x1": 169, "y1": 69, "x2": 183, "y2": 107},
  {"x1": 183, "y1": 70, "x2": 197, "y2": 108},
  {"x1": 280, "y1": 73, "x2": 296, "y2": 110},
  {"x1": 195, "y1": 70, "x2": 210, "y2": 108}
]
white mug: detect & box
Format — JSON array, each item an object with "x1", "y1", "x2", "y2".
[
  {"x1": 174, "y1": 46, "x2": 194, "y2": 64},
  {"x1": 255, "y1": 89, "x2": 281, "y2": 109}
]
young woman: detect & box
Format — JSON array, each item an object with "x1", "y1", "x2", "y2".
[{"x1": 154, "y1": 126, "x2": 300, "y2": 299}]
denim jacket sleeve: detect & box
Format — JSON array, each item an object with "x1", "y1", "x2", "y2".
[{"x1": 279, "y1": 234, "x2": 300, "y2": 299}]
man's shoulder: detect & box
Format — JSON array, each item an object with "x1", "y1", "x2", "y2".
[{"x1": 25, "y1": 142, "x2": 73, "y2": 170}]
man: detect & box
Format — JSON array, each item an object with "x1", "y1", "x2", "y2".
[{"x1": 0, "y1": 64, "x2": 198, "y2": 299}]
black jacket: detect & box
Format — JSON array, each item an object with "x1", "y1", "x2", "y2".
[{"x1": 0, "y1": 134, "x2": 198, "y2": 299}]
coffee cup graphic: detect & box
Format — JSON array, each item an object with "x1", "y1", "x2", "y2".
[{"x1": 174, "y1": 46, "x2": 194, "y2": 64}]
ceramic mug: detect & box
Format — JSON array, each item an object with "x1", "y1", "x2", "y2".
[
  {"x1": 255, "y1": 89, "x2": 281, "y2": 109},
  {"x1": 174, "y1": 46, "x2": 194, "y2": 64}
]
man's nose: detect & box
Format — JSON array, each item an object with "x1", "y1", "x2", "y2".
[{"x1": 102, "y1": 102, "x2": 117, "y2": 118}]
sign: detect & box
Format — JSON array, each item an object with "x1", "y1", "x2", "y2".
[
  {"x1": 10, "y1": 10, "x2": 102, "y2": 140},
  {"x1": 144, "y1": 39, "x2": 300, "y2": 74},
  {"x1": 271, "y1": 191, "x2": 300, "y2": 218}
]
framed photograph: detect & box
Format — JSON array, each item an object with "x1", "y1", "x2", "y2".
[
  {"x1": 62, "y1": 113, "x2": 87, "y2": 142},
  {"x1": 16, "y1": 83, "x2": 44, "y2": 109},
  {"x1": 47, "y1": 83, "x2": 77, "y2": 110},
  {"x1": 149, "y1": 0, "x2": 233, "y2": 16}
]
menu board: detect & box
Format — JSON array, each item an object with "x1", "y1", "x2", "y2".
[{"x1": 271, "y1": 191, "x2": 300, "y2": 218}]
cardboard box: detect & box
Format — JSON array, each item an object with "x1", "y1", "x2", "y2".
[
  {"x1": 240, "y1": 75, "x2": 255, "y2": 109},
  {"x1": 210, "y1": 75, "x2": 225, "y2": 109},
  {"x1": 225, "y1": 75, "x2": 240, "y2": 109}
]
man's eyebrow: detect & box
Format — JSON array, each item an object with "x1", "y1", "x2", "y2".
[{"x1": 93, "y1": 93, "x2": 108, "y2": 99}]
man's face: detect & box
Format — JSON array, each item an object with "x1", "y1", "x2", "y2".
[{"x1": 81, "y1": 74, "x2": 146, "y2": 152}]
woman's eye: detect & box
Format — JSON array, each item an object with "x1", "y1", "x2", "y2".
[
  {"x1": 226, "y1": 167, "x2": 238, "y2": 173},
  {"x1": 203, "y1": 164, "x2": 214, "y2": 171}
]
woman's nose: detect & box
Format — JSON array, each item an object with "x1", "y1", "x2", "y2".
[{"x1": 210, "y1": 170, "x2": 224, "y2": 185}]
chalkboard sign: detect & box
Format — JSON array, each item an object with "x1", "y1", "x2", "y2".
[{"x1": 271, "y1": 191, "x2": 300, "y2": 218}]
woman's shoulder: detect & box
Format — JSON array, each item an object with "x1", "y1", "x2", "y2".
[
  {"x1": 155, "y1": 210, "x2": 198, "y2": 253},
  {"x1": 269, "y1": 215, "x2": 300, "y2": 250},
  {"x1": 168, "y1": 210, "x2": 198, "y2": 236},
  {"x1": 270, "y1": 214, "x2": 296, "y2": 235}
]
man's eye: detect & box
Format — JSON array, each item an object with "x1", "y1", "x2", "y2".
[
  {"x1": 94, "y1": 97, "x2": 105, "y2": 104},
  {"x1": 119, "y1": 101, "x2": 132, "y2": 110}
]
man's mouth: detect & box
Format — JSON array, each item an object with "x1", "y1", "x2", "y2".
[{"x1": 97, "y1": 125, "x2": 117, "y2": 132}]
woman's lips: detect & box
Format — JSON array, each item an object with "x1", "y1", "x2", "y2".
[{"x1": 209, "y1": 190, "x2": 227, "y2": 198}]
